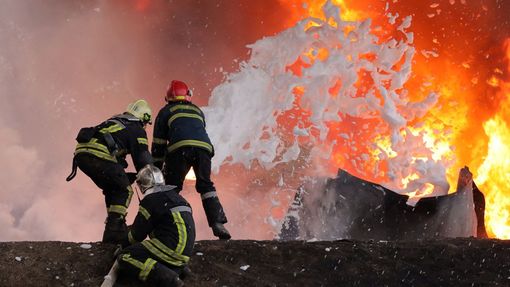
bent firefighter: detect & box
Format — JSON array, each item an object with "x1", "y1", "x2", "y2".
[
  {"x1": 67, "y1": 99, "x2": 153, "y2": 244},
  {"x1": 116, "y1": 164, "x2": 195, "y2": 287}
]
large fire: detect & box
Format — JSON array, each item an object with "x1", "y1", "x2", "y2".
[
  {"x1": 130, "y1": 0, "x2": 509, "y2": 239},
  {"x1": 277, "y1": 0, "x2": 510, "y2": 239}
]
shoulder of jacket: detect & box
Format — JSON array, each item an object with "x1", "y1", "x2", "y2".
[
  {"x1": 159, "y1": 103, "x2": 172, "y2": 111},
  {"x1": 112, "y1": 113, "x2": 143, "y2": 125},
  {"x1": 155, "y1": 104, "x2": 172, "y2": 117},
  {"x1": 141, "y1": 192, "x2": 161, "y2": 206}
]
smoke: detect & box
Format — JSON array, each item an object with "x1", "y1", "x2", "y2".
[
  {"x1": 0, "y1": 1, "x2": 144, "y2": 241},
  {"x1": 0, "y1": 0, "x2": 292, "y2": 241}
]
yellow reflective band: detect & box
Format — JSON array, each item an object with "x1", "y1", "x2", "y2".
[
  {"x1": 74, "y1": 148, "x2": 117, "y2": 162},
  {"x1": 149, "y1": 238, "x2": 189, "y2": 262},
  {"x1": 125, "y1": 186, "x2": 133, "y2": 207},
  {"x1": 141, "y1": 241, "x2": 184, "y2": 267},
  {"x1": 128, "y1": 231, "x2": 136, "y2": 244},
  {"x1": 153, "y1": 137, "x2": 167, "y2": 145},
  {"x1": 167, "y1": 113, "x2": 204, "y2": 127},
  {"x1": 75, "y1": 139, "x2": 118, "y2": 162},
  {"x1": 120, "y1": 254, "x2": 156, "y2": 282},
  {"x1": 137, "y1": 138, "x2": 148, "y2": 145},
  {"x1": 139, "y1": 206, "x2": 151, "y2": 220},
  {"x1": 100, "y1": 123, "x2": 124, "y2": 134},
  {"x1": 141, "y1": 239, "x2": 189, "y2": 266},
  {"x1": 139, "y1": 258, "x2": 157, "y2": 281},
  {"x1": 167, "y1": 140, "x2": 213, "y2": 154},
  {"x1": 172, "y1": 212, "x2": 187, "y2": 255},
  {"x1": 108, "y1": 205, "x2": 127, "y2": 216},
  {"x1": 76, "y1": 141, "x2": 110, "y2": 154},
  {"x1": 120, "y1": 254, "x2": 144, "y2": 269},
  {"x1": 169, "y1": 104, "x2": 202, "y2": 115}
]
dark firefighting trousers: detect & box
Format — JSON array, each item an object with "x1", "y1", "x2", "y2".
[
  {"x1": 74, "y1": 153, "x2": 133, "y2": 242},
  {"x1": 163, "y1": 147, "x2": 227, "y2": 226},
  {"x1": 117, "y1": 243, "x2": 185, "y2": 286}
]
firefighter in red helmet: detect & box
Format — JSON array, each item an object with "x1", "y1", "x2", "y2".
[{"x1": 151, "y1": 80, "x2": 231, "y2": 240}]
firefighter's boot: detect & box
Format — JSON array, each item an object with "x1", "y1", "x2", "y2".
[
  {"x1": 102, "y1": 213, "x2": 127, "y2": 244},
  {"x1": 179, "y1": 266, "x2": 192, "y2": 280},
  {"x1": 202, "y1": 196, "x2": 230, "y2": 239},
  {"x1": 212, "y1": 222, "x2": 231, "y2": 240},
  {"x1": 147, "y1": 263, "x2": 184, "y2": 287}
]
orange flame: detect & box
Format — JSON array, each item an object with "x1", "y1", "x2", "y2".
[
  {"x1": 278, "y1": 0, "x2": 510, "y2": 238},
  {"x1": 474, "y1": 39, "x2": 510, "y2": 239},
  {"x1": 476, "y1": 115, "x2": 510, "y2": 238}
]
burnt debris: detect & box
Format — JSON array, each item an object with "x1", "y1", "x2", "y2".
[{"x1": 280, "y1": 167, "x2": 487, "y2": 241}]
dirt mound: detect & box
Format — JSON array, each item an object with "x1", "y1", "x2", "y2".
[{"x1": 0, "y1": 239, "x2": 509, "y2": 286}]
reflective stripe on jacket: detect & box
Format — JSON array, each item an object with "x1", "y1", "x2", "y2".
[
  {"x1": 126, "y1": 186, "x2": 195, "y2": 267},
  {"x1": 74, "y1": 113, "x2": 152, "y2": 171},
  {"x1": 152, "y1": 101, "x2": 214, "y2": 167}
]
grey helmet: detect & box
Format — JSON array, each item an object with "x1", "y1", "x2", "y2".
[{"x1": 136, "y1": 164, "x2": 165, "y2": 194}]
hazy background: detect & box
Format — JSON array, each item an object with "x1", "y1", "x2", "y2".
[{"x1": 0, "y1": 0, "x2": 294, "y2": 241}]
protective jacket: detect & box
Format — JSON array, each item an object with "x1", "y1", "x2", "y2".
[
  {"x1": 126, "y1": 185, "x2": 196, "y2": 267},
  {"x1": 152, "y1": 101, "x2": 213, "y2": 168},
  {"x1": 74, "y1": 113, "x2": 152, "y2": 171}
]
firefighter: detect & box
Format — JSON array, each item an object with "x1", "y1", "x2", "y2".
[
  {"x1": 152, "y1": 80, "x2": 231, "y2": 240},
  {"x1": 66, "y1": 99, "x2": 153, "y2": 244},
  {"x1": 117, "y1": 164, "x2": 195, "y2": 287}
]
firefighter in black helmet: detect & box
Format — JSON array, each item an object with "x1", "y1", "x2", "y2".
[
  {"x1": 117, "y1": 164, "x2": 195, "y2": 287},
  {"x1": 152, "y1": 80, "x2": 231, "y2": 240},
  {"x1": 67, "y1": 99, "x2": 153, "y2": 244}
]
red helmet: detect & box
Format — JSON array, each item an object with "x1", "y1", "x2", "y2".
[{"x1": 166, "y1": 80, "x2": 192, "y2": 102}]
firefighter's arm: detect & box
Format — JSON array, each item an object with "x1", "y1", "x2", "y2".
[
  {"x1": 131, "y1": 128, "x2": 153, "y2": 171},
  {"x1": 199, "y1": 107, "x2": 207, "y2": 128},
  {"x1": 125, "y1": 205, "x2": 154, "y2": 247},
  {"x1": 151, "y1": 111, "x2": 168, "y2": 169}
]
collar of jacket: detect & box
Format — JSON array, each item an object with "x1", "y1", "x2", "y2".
[
  {"x1": 113, "y1": 113, "x2": 142, "y2": 123},
  {"x1": 143, "y1": 184, "x2": 178, "y2": 197}
]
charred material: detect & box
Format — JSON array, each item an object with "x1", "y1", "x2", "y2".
[{"x1": 280, "y1": 167, "x2": 486, "y2": 241}]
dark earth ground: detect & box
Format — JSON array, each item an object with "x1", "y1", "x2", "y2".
[{"x1": 0, "y1": 238, "x2": 509, "y2": 287}]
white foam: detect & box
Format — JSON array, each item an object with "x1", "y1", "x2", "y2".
[{"x1": 205, "y1": 1, "x2": 450, "y2": 197}]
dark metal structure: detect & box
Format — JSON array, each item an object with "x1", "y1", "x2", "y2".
[{"x1": 279, "y1": 168, "x2": 487, "y2": 241}]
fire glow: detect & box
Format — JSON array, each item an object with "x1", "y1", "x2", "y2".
[
  {"x1": 278, "y1": 0, "x2": 510, "y2": 239},
  {"x1": 129, "y1": 0, "x2": 509, "y2": 239}
]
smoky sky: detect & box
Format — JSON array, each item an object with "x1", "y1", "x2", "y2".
[
  {"x1": 1, "y1": 0, "x2": 293, "y2": 156},
  {"x1": 0, "y1": 0, "x2": 293, "y2": 241}
]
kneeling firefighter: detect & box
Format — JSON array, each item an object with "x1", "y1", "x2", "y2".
[
  {"x1": 117, "y1": 164, "x2": 195, "y2": 287},
  {"x1": 66, "y1": 99, "x2": 153, "y2": 244}
]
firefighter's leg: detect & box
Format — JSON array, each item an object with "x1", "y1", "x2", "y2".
[
  {"x1": 163, "y1": 148, "x2": 192, "y2": 192},
  {"x1": 193, "y1": 149, "x2": 230, "y2": 239},
  {"x1": 101, "y1": 166, "x2": 132, "y2": 244},
  {"x1": 117, "y1": 243, "x2": 183, "y2": 287},
  {"x1": 75, "y1": 154, "x2": 129, "y2": 243}
]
